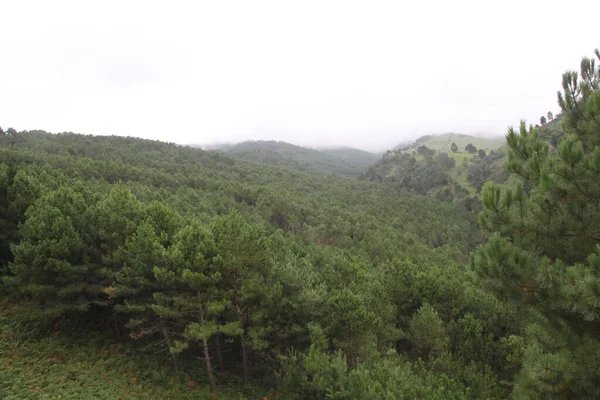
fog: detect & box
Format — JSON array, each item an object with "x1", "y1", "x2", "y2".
[{"x1": 1, "y1": 0, "x2": 599, "y2": 152}]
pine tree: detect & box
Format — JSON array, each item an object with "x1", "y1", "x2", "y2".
[
  {"x1": 409, "y1": 303, "x2": 448, "y2": 359},
  {"x1": 210, "y1": 210, "x2": 267, "y2": 387},
  {"x1": 0, "y1": 164, "x2": 16, "y2": 272},
  {"x1": 153, "y1": 217, "x2": 242, "y2": 396},
  {"x1": 113, "y1": 222, "x2": 168, "y2": 337},
  {"x1": 4, "y1": 192, "x2": 91, "y2": 323},
  {"x1": 465, "y1": 143, "x2": 477, "y2": 154},
  {"x1": 95, "y1": 184, "x2": 142, "y2": 287},
  {"x1": 472, "y1": 49, "x2": 600, "y2": 398},
  {"x1": 112, "y1": 202, "x2": 182, "y2": 334}
]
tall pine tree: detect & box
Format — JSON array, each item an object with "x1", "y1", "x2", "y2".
[{"x1": 472, "y1": 49, "x2": 600, "y2": 398}]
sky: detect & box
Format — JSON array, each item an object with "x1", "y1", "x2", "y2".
[{"x1": 1, "y1": 1, "x2": 599, "y2": 152}]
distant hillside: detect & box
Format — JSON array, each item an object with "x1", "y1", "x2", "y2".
[
  {"x1": 319, "y1": 147, "x2": 380, "y2": 169},
  {"x1": 537, "y1": 114, "x2": 563, "y2": 148},
  {"x1": 365, "y1": 132, "x2": 509, "y2": 209},
  {"x1": 213, "y1": 140, "x2": 377, "y2": 177},
  {"x1": 397, "y1": 133, "x2": 505, "y2": 153}
]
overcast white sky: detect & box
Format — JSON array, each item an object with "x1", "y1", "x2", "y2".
[{"x1": 1, "y1": 1, "x2": 599, "y2": 152}]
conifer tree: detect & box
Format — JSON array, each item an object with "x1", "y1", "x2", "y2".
[
  {"x1": 210, "y1": 210, "x2": 266, "y2": 387},
  {"x1": 153, "y1": 218, "x2": 243, "y2": 396},
  {"x1": 472, "y1": 49, "x2": 600, "y2": 398},
  {"x1": 409, "y1": 303, "x2": 448, "y2": 359},
  {"x1": 4, "y1": 194, "x2": 90, "y2": 323},
  {"x1": 95, "y1": 184, "x2": 142, "y2": 288},
  {"x1": 113, "y1": 202, "x2": 182, "y2": 335},
  {"x1": 113, "y1": 222, "x2": 168, "y2": 337}
]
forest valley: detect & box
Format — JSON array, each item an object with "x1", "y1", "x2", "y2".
[{"x1": 1, "y1": 49, "x2": 599, "y2": 400}]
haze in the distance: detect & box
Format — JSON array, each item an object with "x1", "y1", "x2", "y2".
[{"x1": 1, "y1": 0, "x2": 599, "y2": 152}]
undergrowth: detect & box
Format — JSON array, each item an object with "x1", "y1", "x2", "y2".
[{"x1": 0, "y1": 299, "x2": 268, "y2": 400}]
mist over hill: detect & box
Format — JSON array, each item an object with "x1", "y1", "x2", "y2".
[
  {"x1": 191, "y1": 133, "x2": 503, "y2": 178},
  {"x1": 193, "y1": 140, "x2": 380, "y2": 177}
]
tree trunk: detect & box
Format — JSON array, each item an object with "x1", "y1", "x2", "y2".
[
  {"x1": 60, "y1": 313, "x2": 68, "y2": 335},
  {"x1": 235, "y1": 303, "x2": 249, "y2": 388},
  {"x1": 203, "y1": 336, "x2": 218, "y2": 397},
  {"x1": 160, "y1": 323, "x2": 180, "y2": 371},
  {"x1": 215, "y1": 332, "x2": 226, "y2": 372},
  {"x1": 239, "y1": 332, "x2": 249, "y2": 388},
  {"x1": 200, "y1": 311, "x2": 218, "y2": 397},
  {"x1": 113, "y1": 314, "x2": 121, "y2": 339}
]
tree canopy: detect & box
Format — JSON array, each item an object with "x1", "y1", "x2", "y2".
[{"x1": 465, "y1": 143, "x2": 477, "y2": 153}]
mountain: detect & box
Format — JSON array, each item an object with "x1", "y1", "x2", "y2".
[{"x1": 212, "y1": 140, "x2": 378, "y2": 177}]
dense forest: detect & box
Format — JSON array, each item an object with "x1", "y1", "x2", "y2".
[
  {"x1": 1, "y1": 49, "x2": 599, "y2": 399},
  {"x1": 202, "y1": 140, "x2": 379, "y2": 177}
]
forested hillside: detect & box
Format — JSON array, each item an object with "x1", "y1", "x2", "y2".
[
  {"x1": 208, "y1": 140, "x2": 378, "y2": 177},
  {"x1": 1, "y1": 48, "x2": 599, "y2": 399},
  {"x1": 537, "y1": 113, "x2": 563, "y2": 148},
  {"x1": 318, "y1": 146, "x2": 380, "y2": 169},
  {"x1": 364, "y1": 132, "x2": 508, "y2": 209},
  {"x1": 0, "y1": 130, "x2": 496, "y2": 399}
]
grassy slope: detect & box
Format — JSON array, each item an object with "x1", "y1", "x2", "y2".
[
  {"x1": 419, "y1": 133, "x2": 505, "y2": 153},
  {"x1": 427, "y1": 134, "x2": 504, "y2": 194},
  {"x1": 405, "y1": 133, "x2": 506, "y2": 194}
]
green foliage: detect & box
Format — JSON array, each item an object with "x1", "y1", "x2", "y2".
[
  {"x1": 0, "y1": 123, "x2": 507, "y2": 396},
  {"x1": 279, "y1": 346, "x2": 469, "y2": 400},
  {"x1": 472, "y1": 48, "x2": 600, "y2": 398},
  {"x1": 416, "y1": 145, "x2": 435, "y2": 156},
  {"x1": 409, "y1": 303, "x2": 448, "y2": 359},
  {"x1": 436, "y1": 152, "x2": 456, "y2": 169},
  {"x1": 465, "y1": 143, "x2": 477, "y2": 153},
  {"x1": 465, "y1": 149, "x2": 508, "y2": 193},
  {"x1": 4, "y1": 188, "x2": 97, "y2": 321}
]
